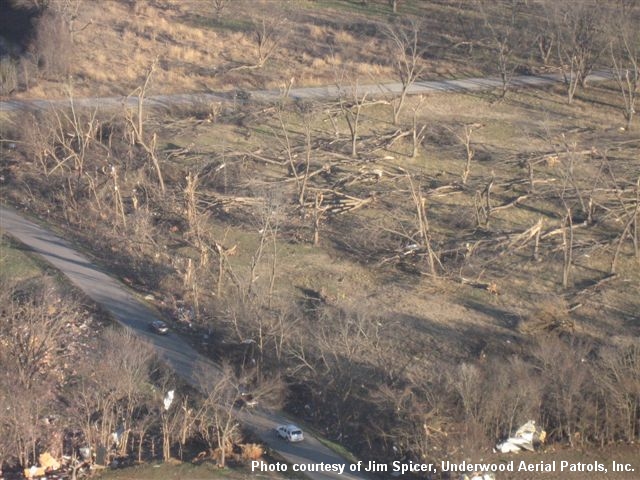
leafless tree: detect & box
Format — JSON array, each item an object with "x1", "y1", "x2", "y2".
[
  {"x1": 299, "y1": 308, "x2": 394, "y2": 436},
  {"x1": 104, "y1": 329, "x2": 156, "y2": 455},
  {"x1": 531, "y1": 337, "x2": 594, "y2": 446},
  {"x1": 533, "y1": 4, "x2": 555, "y2": 67},
  {"x1": 72, "y1": 328, "x2": 155, "y2": 460},
  {"x1": 610, "y1": 176, "x2": 640, "y2": 273},
  {"x1": 126, "y1": 59, "x2": 165, "y2": 195},
  {"x1": 194, "y1": 363, "x2": 240, "y2": 467},
  {"x1": 251, "y1": 17, "x2": 288, "y2": 69},
  {"x1": 598, "y1": 342, "x2": 640, "y2": 442},
  {"x1": 312, "y1": 191, "x2": 327, "y2": 246},
  {"x1": 371, "y1": 380, "x2": 451, "y2": 461},
  {"x1": 476, "y1": 0, "x2": 523, "y2": 99},
  {"x1": 449, "y1": 124, "x2": 476, "y2": 185},
  {"x1": 0, "y1": 57, "x2": 18, "y2": 95},
  {"x1": 609, "y1": 2, "x2": 639, "y2": 130},
  {"x1": 49, "y1": 93, "x2": 100, "y2": 179},
  {"x1": 384, "y1": 19, "x2": 424, "y2": 124},
  {"x1": 410, "y1": 95, "x2": 428, "y2": 158},
  {"x1": 276, "y1": 111, "x2": 313, "y2": 207},
  {"x1": 550, "y1": 1, "x2": 607, "y2": 103},
  {"x1": 212, "y1": 0, "x2": 228, "y2": 18},
  {"x1": 451, "y1": 362, "x2": 484, "y2": 428},
  {"x1": 153, "y1": 371, "x2": 182, "y2": 462},
  {"x1": 0, "y1": 278, "x2": 79, "y2": 466},
  {"x1": 32, "y1": 11, "x2": 73, "y2": 79},
  {"x1": 337, "y1": 79, "x2": 368, "y2": 157},
  {"x1": 561, "y1": 208, "x2": 574, "y2": 289}
]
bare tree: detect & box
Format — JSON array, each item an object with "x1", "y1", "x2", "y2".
[
  {"x1": 302, "y1": 308, "x2": 394, "y2": 436},
  {"x1": 49, "y1": 92, "x2": 100, "y2": 178},
  {"x1": 104, "y1": 329, "x2": 156, "y2": 455},
  {"x1": 410, "y1": 95, "x2": 428, "y2": 158},
  {"x1": 531, "y1": 337, "x2": 593, "y2": 446},
  {"x1": 609, "y1": 2, "x2": 639, "y2": 130},
  {"x1": 72, "y1": 328, "x2": 155, "y2": 461},
  {"x1": 276, "y1": 110, "x2": 313, "y2": 207},
  {"x1": 49, "y1": 0, "x2": 91, "y2": 39},
  {"x1": 195, "y1": 363, "x2": 241, "y2": 467},
  {"x1": 598, "y1": 342, "x2": 640, "y2": 442},
  {"x1": 126, "y1": 59, "x2": 165, "y2": 195},
  {"x1": 212, "y1": 0, "x2": 228, "y2": 18},
  {"x1": 561, "y1": 208, "x2": 574, "y2": 289},
  {"x1": 385, "y1": 19, "x2": 424, "y2": 124},
  {"x1": 337, "y1": 79, "x2": 368, "y2": 157},
  {"x1": 251, "y1": 17, "x2": 288, "y2": 69},
  {"x1": 152, "y1": 371, "x2": 183, "y2": 462},
  {"x1": 0, "y1": 278, "x2": 80, "y2": 466},
  {"x1": 450, "y1": 124, "x2": 476, "y2": 185},
  {"x1": 610, "y1": 177, "x2": 640, "y2": 273},
  {"x1": 533, "y1": 3, "x2": 555, "y2": 67},
  {"x1": 550, "y1": 1, "x2": 607, "y2": 103},
  {"x1": 477, "y1": 0, "x2": 522, "y2": 99},
  {"x1": 32, "y1": 11, "x2": 73, "y2": 79}
]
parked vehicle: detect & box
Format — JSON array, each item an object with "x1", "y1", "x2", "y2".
[
  {"x1": 149, "y1": 320, "x2": 169, "y2": 335},
  {"x1": 275, "y1": 424, "x2": 304, "y2": 442}
]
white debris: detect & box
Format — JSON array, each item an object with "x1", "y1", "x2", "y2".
[
  {"x1": 496, "y1": 420, "x2": 546, "y2": 453},
  {"x1": 111, "y1": 424, "x2": 125, "y2": 446},
  {"x1": 164, "y1": 389, "x2": 175, "y2": 410}
]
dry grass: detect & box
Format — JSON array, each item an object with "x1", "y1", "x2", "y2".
[{"x1": 11, "y1": 0, "x2": 484, "y2": 99}]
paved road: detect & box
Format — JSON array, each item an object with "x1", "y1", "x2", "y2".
[
  {"x1": 0, "y1": 205, "x2": 366, "y2": 480},
  {"x1": 0, "y1": 70, "x2": 613, "y2": 113}
]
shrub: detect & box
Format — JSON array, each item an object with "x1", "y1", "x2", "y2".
[
  {"x1": 0, "y1": 57, "x2": 18, "y2": 95},
  {"x1": 31, "y1": 11, "x2": 72, "y2": 79}
]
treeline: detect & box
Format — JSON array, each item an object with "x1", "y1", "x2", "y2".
[
  {"x1": 0, "y1": 0, "x2": 79, "y2": 95},
  {"x1": 0, "y1": 275, "x2": 268, "y2": 472}
]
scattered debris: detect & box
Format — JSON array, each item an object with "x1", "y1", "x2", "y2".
[
  {"x1": 23, "y1": 452, "x2": 64, "y2": 479},
  {"x1": 496, "y1": 420, "x2": 546, "y2": 453},
  {"x1": 39, "y1": 453, "x2": 60, "y2": 471}
]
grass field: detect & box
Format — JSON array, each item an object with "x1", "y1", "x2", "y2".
[{"x1": 0, "y1": 233, "x2": 42, "y2": 283}]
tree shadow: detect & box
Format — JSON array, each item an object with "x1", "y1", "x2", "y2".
[{"x1": 0, "y1": 0, "x2": 40, "y2": 53}]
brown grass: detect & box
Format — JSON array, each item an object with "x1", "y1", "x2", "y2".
[{"x1": 11, "y1": 0, "x2": 481, "y2": 99}]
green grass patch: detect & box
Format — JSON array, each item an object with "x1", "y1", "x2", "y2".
[
  {"x1": 0, "y1": 233, "x2": 42, "y2": 283},
  {"x1": 315, "y1": 437, "x2": 359, "y2": 464},
  {"x1": 282, "y1": 417, "x2": 360, "y2": 464}
]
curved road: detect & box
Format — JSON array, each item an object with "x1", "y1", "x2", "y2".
[{"x1": 0, "y1": 205, "x2": 365, "y2": 480}]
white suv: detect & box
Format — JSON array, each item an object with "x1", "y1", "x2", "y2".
[{"x1": 276, "y1": 424, "x2": 304, "y2": 442}]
